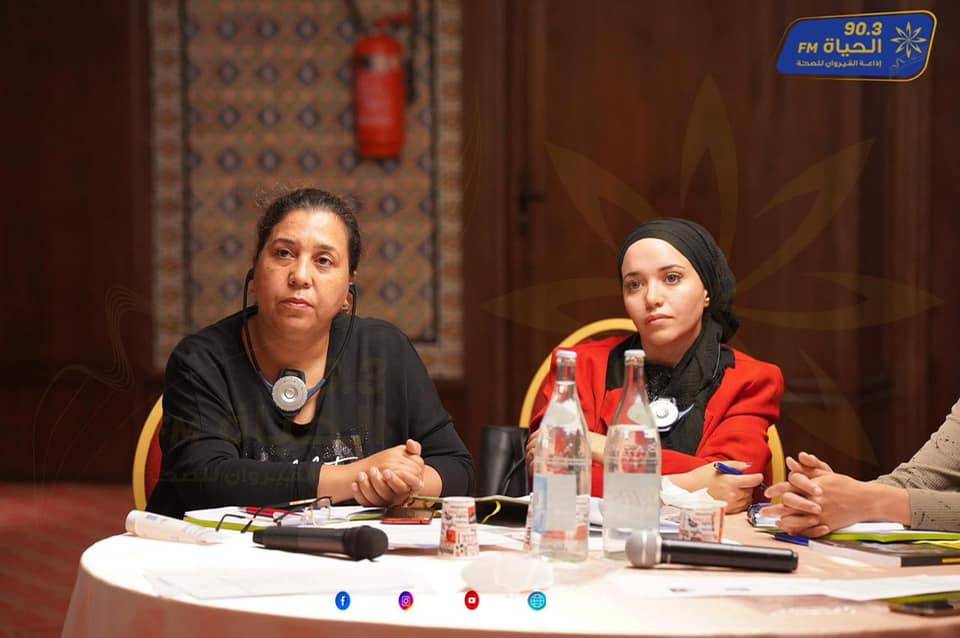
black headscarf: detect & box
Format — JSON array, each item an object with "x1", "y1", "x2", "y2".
[{"x1": 609, "y1": 218, "x2": 739, "y2": 455}]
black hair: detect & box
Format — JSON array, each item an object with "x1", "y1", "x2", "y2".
[{"x1": 254, "y1": 188, "x2": 362, "y2": 273}]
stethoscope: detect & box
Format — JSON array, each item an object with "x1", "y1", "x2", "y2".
[
  {"x1": 646, "y1": 341, "x2": 724, "y2": 434},
  {"x1": 649, "y1": 398, "x2": 695, "y2": 433},
  {"x1": 241, "y1": 268, "x2": 357, "y2": 418}
]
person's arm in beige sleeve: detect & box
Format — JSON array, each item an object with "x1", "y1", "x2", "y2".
[
  {"x1": 762, "y1": 453, "x2": 911, "y2": 536},
  {"x1": 873, "y1": 399, "x2": 960, "y2": 530},
  {"x1": 764, "y1": 399, "x2": 960, "y2": 535}
]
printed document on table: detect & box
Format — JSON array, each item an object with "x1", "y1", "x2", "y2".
[{"x1": 145, "y1": 565, "x2": 422, "y2": 600}]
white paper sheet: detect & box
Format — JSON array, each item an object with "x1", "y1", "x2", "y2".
[
  {"x1": 144, "y1": 565, "x2": 422, "y2": 600},
  {"x1": 589, "y1": 497, "x2": 679, "y2": 533},
  {"x1": 818, "y1": 575, "x2": 960, "y2": 601},
  {"x1": 322, "y1": 519, "x2": 525, "y2": 551},
  {"x1": 621, "y1": 576, "x2": 824, "y2": 599},
  {"x1": 832, "y1": 522, "x2": 906, "y2": 534}
]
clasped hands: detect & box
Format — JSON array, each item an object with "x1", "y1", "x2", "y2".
[
  {"x1": 760, "y1": 451, "x2": 866, "y2": 537},
  {"x1": 349, "y1": 439, "x2": 426, "y2": 507}
]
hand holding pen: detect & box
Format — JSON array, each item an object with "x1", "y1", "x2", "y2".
[
  {"x1": 707, "y1": 460, "x2": 765, "y2": 514},
  {"x1": 714, "y1": 461, "x2": 769, "y2": 493}
]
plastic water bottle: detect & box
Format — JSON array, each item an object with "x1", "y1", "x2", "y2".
[
  {"x1": 602, "y1": 349, "x2": 661, "y2": 559},
  {"x1": 529, "y1": 350, "x2": 591, "y2": 562}
]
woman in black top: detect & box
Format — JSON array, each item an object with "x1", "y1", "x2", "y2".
[{"x1": 148, "y1": 188, "x2": 474, "y2": 518}]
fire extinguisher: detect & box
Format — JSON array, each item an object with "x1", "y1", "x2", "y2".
[{"x1": 352, "y1": 13, "x2": 414, "y2": 160}]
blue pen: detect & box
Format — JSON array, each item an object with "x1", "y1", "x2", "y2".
[
  {"x1": 714, "y1": 462, "x2": 743, "y2": 476},
  {"x1": 773, "y1": 532, "x2": 809, "y2": 546},
  {"x1": 714, "y1": 462, "x2": 769, "y2": 492}
]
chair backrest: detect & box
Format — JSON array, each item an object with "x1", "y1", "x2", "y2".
[
  {"x1": 477, "y1": 425, "x2": 529, "y2": 497},
  {"x1": 767, "y1": 423, "x2": 786, "y2": 486},
  {"x1": 518, "y1": 318, "x2": 637, "y2": 428},
  {"x1": 132, "y1": 395, "x2": 164, "y2": 510}
]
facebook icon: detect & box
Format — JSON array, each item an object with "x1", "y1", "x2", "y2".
[{"x1": 335, "y1": 591, "x2": 351, "y2": 610}]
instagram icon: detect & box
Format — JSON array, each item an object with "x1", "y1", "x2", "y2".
[{"x1": 398, "y1": 591, "x2": 414, "y2": 611}]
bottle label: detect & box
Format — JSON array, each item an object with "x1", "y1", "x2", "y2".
[
  {"x1": 543, "y1": 402, "x2": 577, "y2": 428},
  {"x1": 603, "y1": 473, "x2": 660, "y2": 530},
  {"x1": 627, "y1": 403, "x2": 655, "y2": 425},
  {"x1": 532, "y1": 474, "x2": 577, "y2": 532}
]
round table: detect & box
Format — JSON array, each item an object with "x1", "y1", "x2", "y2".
[{"x1": 62, "y1": 515, "x2": 960, "y2": 637}]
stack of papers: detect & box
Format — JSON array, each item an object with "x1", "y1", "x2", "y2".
[
  {"x1": 824, "y1": 522, "x2": 960, "y2": 543},
  {"x1": 326, "y1": 519, "x2": 525, "y2": 551},
  {"x1": 184, "y1": 505, "x2": 382, "y2": 531},
  {"x1": 810, "y1": 537, "x2": 960, "y2": 567},
  {"x1": 185, "y1": 505, "x2": 522, "y2": 551},
  {"x1": 588, "y1": 497, "x2": 679, "y2": 534}
]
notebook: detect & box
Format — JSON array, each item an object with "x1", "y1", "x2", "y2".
[{"x1": 810, "y1": 538, "x2": 960, "y2": 567}]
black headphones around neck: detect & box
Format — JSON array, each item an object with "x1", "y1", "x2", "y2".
[{"x1": 241, "y1": 268, "x2": 358, "y2": 417}]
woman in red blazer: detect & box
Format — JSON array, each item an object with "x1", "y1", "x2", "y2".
[{"x1": 528, "y1": 218, "x2": 783, "y2": 513}]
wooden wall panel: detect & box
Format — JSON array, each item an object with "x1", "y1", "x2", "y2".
[
  {"x1": 2, "y1": 0, "x2": 957, "y2": 485},
  {"x1": 459, "y1": 0, "x2": 513, "y2": 457},
  {"x1": 491, "y1": 0, "x2": 958, "y2": 480},
  {"x1": 925, "y1": 0, "x2": 960, "y2": 457},
  {"x1": 0, "y1": 0, "x2": 155, "y2": 481}
]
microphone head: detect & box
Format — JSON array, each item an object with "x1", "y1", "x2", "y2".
[
  {"x1": 343, "y1": 525, "x2": 389, "y2": 560},
  {"x1": 625, "y1": 529, "x2": 661, "y2": 568}
]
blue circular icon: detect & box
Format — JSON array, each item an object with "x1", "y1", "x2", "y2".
[
  {"x1": 335, "y1": 591, "x2": 351, "y2": 610},
  {"x1": 527, "y1": 591, "x2": 547, "y2": 611}
]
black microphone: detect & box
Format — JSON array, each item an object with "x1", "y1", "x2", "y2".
[
  {"x1": 252, "y1": 525, "x2": 388, "y2": 560},
  {"x1": 626, "y1": 530, "x2": 797, "y2": 573}
]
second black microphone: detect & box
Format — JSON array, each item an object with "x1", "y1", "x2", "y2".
[
  {"x1": 253, "y1": 525, "x2": 389, "y2": 560},
  {"x1": 626, "y1": 530, "x2": 798, "y2": 573}
]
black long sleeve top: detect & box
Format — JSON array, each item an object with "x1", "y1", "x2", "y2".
[{"x1": 147, "y1": 309, "x2": 474, "y2": 518}]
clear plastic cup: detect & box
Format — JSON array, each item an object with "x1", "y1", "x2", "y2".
[
  {"x1": 678, "y1": 502, "x2": 725, "y2": 542},
  {"x1": 439, "y1": 496, "x2": 479, "y2": 558}
]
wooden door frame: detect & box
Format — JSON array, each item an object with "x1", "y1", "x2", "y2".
[
  {"x1": 504, "y1": 0, "x2": 551, "y2": 419},
  {"x1": 460, "y1": 0, "x2": 514, "y2": 451}
]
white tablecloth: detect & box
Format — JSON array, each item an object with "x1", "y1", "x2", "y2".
[{"x1": 62, "y1": 517, "x2": 960, "y2": 638}]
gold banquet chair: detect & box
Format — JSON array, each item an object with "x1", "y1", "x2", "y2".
[
  {"x1": 518, "y1": 319, "x2": 636, "y2": 455},
  {"x1": 517, "y1": 318, "x2": 786, "y2": 486},
  {"x1": 132, "y1": 395, "x2": 164, "y2": 511}
]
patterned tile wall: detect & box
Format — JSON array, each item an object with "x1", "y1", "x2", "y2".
[{"x1": 151, "y1": 0, "x2": 462, "y2": 378}]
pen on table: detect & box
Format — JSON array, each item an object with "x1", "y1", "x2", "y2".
[
  {"x1": 773, "y1": 532, "x2": 809, "y2": 546},
  {"x1": 713, "y1": 461, "x2": 769, "y2": 493}
]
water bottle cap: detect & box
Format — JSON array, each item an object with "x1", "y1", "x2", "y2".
[
  {"x1": 624, "y1": 349, "x2": 646, "y2": 359},
  {"x1": 556, "y1": 349, "x2": 577, "y2": 361}
]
